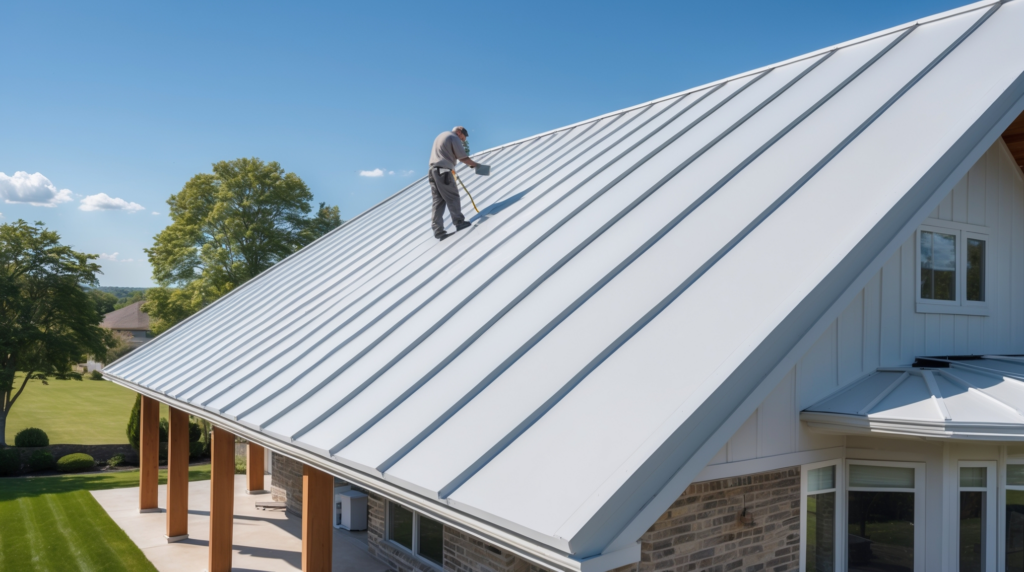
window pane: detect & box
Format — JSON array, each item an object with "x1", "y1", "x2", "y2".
[
  {"x1": 960, "y1": 491, "x2": 986, "y2": 572},
  {"x1": 1009, "y1": 465, "x2": 1024, "y2": 486},
  {"x1": 808, "y1": 466, "x2": 836, "y2": 492},
  {"x1": 961, "y1": 467, "x2": 987, "y2": 488},
  {"x1": 967, "y1": 238, "x2": 986, "y2": 302},
  {"x1": 848, "y1": 491, "x2": 915, "y2": 572},
  {"x1": 849, "y1": 465, "x2": 915, "y2": 488},
  {"x1": 806, "y1": 492, "x2": 836, "y2": 572},
  {"x1": 418, "y1": 515, "x2": 444, "y2": 566},
  {"x1": 1008, "y1": 489, "x2": 1024, "y2": 572},
  {"x1": 921, "y1": 231, "x2": 956, "y2": 301},
  {"x1": 388, "y1": 503, "x2": 413, "y2": 550}
]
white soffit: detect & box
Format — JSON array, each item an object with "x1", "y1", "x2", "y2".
[
  {"x1": 104, "y1": 1, "x2": 1024, "y2": 567},
  {"x1": 802, "y1": 358, "x2": 1024, "y2": 439}
]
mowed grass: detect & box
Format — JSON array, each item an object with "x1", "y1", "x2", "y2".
[
  {"x1": 4, "y1": 374, "x2": 169, "y2": 445},
  {"x1": 0, "y1": 464, "x2": 211, "y2": 572}
]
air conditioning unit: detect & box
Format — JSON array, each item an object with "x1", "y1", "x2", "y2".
[{"x1": 334, "y1": 487, "x2": 368, "y2": 531}]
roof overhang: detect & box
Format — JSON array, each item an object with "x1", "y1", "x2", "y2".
[
  {"x1": 102, "y1": 370, "x2": 640, "y2": 572},
  {"x1": 802, "y1": 358, "x2": 1024, "y2": 441}
]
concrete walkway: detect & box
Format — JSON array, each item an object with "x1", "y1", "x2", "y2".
[{"x1": 92, "y1": 474, "x2": 390, "y2": 572}]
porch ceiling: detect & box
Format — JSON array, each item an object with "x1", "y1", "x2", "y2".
[
  {"x1": 802, "y1": 357, "x2": 1024, "y2": 440},
  {"x1": 1004, "y1": 110, "x2": 1024, "y2": 171}
]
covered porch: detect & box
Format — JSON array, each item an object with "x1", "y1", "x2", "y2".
[{"x1": 92, "y1": 473, "x2": 389, "y2": 572}]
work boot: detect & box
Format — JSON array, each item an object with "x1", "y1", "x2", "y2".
[
  {"x1": 455, "y1": 221, "x2": 472, "y2": 231},
  {"x1": 435, "y1": 231, "x2": 450, "y2": 241}
]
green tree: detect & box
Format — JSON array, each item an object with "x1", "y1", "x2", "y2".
[
  {"x1": 0, "y1": 220, "x2": 111, "y2": 446},
  {"x1": 114, "y1": 289, "x2": 145, "y2": 310},
  {"x1": 144, "y1": 158, "x2": 342, "y2": 333},
  {"x1": 86, "y1": 288, "x2": 118, "y2": 315}
]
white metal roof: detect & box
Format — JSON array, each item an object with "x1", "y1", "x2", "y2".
[
  {"x1": 803, "y1": 358, "x2": 1024, "y2": 439},
  {"x1": 104, "y1": 2, "x2": 1024, "y2": 569}
]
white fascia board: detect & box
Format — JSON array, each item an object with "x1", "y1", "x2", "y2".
[
  {"x1": 102, "y1": 372, "x2": 640, "y2": 572},
  {"x1": 802, "y1": 411, "x2": 1024, "y2": 440}
]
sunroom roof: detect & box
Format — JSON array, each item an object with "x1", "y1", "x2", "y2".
[{"x1": 803, "y1": 357, "x2": 1024, "y2": 440}]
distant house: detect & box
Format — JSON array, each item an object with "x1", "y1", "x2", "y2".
[{"x1": 101, "y1": 301, "x2": 152, "y2": 348}]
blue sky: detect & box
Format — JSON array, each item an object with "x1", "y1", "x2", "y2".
[{"x1": 0, "y1": 0, "x2": 968, "y2": 287}]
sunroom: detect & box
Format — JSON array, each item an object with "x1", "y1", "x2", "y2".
[{"x1": 799, "y1": 357, "x2": 1024, "y2": 572}]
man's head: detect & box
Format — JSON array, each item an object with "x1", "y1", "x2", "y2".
[{"x1": 453, "y1": 126, "x2": 469, "y2": 141}]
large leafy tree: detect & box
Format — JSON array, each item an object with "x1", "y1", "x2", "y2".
[
  {"x1": 144, "y1": 158, "x2": 342, "y2": 333},
  {"x1": 0, "y1": 220, "x2": 111, "y2": 445}
]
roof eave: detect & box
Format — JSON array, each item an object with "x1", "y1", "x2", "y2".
[
  {"x1": 802, "y1": 411, "x2": 1024, "y2": 441},
  {"x1": 101, "y1": 371, "x2": 638, "y2": 572}
]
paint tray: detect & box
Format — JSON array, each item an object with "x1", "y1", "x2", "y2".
[{"x1": 475, "y1": 164, "x2": 491, "y2": 176}]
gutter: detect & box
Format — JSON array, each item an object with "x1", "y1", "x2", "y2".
[{"x1": 102, "y1": 372, "x2": 639, "y2": 572}]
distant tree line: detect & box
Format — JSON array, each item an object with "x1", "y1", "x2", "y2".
[{"x1": 1, "y1": 157, "x2": 343, "y2": 445}]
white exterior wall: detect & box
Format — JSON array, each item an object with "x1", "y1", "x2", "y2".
[{"x1": 701, "y1": 138, "x2": 1024, "y2": 478}]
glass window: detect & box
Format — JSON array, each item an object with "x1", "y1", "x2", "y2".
[
  {"x1": 388, "y1": 503, "x2": 414, "y2": 551},
  {"x1": 849, "y1": 465, "x2": 915, "y2": 488},
  {"x1": 959, "y1": 467, "x2": 988, "y2": 572},
  {"x1": 418, "y1": 515, "x2": 444, "y2": 566},
  {"x1": 1008, "y1": 465, "x2": 1024, "y2": 572},
  {"x1": 848, "y1": 491, "x2": 915, "y2": 572},
  {"x1": 921, "y1": 230, "x2": 956, "y2": 301},
  {"x1": 806, "y1": 466, "x2": 836, "y2": 572},
  {"x1": 966, "y1": 238, "x2": 986, "y2": 302}
]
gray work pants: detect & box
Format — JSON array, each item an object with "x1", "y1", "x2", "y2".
[{"x1": 429, "y1": 167, "x2": 465, "y2": 235}]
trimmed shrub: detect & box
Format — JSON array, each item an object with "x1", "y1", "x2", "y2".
[
  {"x1": 89, "y1": 370, "x2": 103, "y2": 380},
  {"x1": 127, "y1": 394, "x2": 141, "y2": 450},
  {"x1": 189, "y1": 441, "x2": 205, "y2": 461},
  {"x1": 127, "y1": 394, "x2": 169, "y2": 451},
  {"x1": 0, "y1": 449, "x2": 20, "y2": 476},
  {"x1": 28, "y1": 450, "x2": 55, "y2": 472},
  {"x1": 189, "y1": 420, "x2": 202, "y2": 443},
  {"x1": 14, "y1": 427, "x2": 49, "y2": 448},
  {"x1": 107, "y1": 454, "x2": 126, "y2": 468},
  {"x1": 235, "y1": 454, "x2": 246, "y2": 475},
  {"x1": 57, "y1": 453, "x2": 95, "y2": 473}
]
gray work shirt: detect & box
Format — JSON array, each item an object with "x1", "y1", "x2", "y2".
[{"x1": 428, "y1": 131, "x2": 469, "y2": 170}]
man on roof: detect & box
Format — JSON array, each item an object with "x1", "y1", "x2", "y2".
[{"x1": 428, "y1": 126, "x2": 480, "y2": 240}]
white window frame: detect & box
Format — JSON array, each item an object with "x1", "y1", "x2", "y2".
[
  {"x1": 845, "y1": 460, "x2": 926, "y2": 572},
  {"x1": 800, "y1": 459, "x2": 845, "y2": 572},
  {"x1": 956, "y1": 460, "x2": 997, "y2": 572},
  {"x1": 916, "y1": 220, "x2": 991, "y2": 316},
  {"x1": 384, "y1": 500, "x2": 444, "y2": 570}
]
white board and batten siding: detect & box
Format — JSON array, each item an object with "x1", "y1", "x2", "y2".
[{"x1": 700, "y1": 138, "x2": 1024, "y2": 481}]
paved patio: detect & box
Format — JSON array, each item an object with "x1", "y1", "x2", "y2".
[{"x1": 92, "y1": 474, "x2": 390, "y2": 572}]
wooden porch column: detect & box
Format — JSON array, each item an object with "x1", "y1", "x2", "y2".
[
  {"x1": 139, "y1": 395, "x2": 159, "y2": 512},
  {"x1": 165, "y1": 407, "x2": 189, "y2": 541},
  {"x1": 208, "y1": 426, "x2": 235, "y2": 572},
  {"x1": 302, "y1": 464, "x2": 333, "y2": 572},
  {"x1": 246, "y1": 443, "x2": 265, "y2": 493}
]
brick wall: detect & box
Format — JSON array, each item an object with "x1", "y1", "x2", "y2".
[
  {"x1": 633, "y1": 466, "x2": 801, "y2": 572},
  {"x1": 363, "y1": 466, "x2": 801, "y2": 572},
  {"x1": 271, "y1": 453, "x2": 304, "y2": 515}
]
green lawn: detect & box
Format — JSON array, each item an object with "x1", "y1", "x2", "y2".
[
  {"x1": 0, "y1": 464, "x2": 211, "y2": 572},
  {"x1": 4, "y1": 374, "x2": 169, "y2": 445}
]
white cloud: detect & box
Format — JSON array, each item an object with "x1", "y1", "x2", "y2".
[
  {"x1": 151, "y1": 211, "x2": 160, "y2": 215},
  {"x1": 359, "y1": 168, "x2": 385, "y2": 178},
  {"x1": 99, "y1": 252, "x2": 134, "y2": 263},
  {"x1": 79, "y1": 192, "x2": 145, "y2": 212},
  {"x1": 399, "y1": 169, "x2": 416, "y2": 177},
  {"x1": 388, "y1": 170, "x2": 395, "y2": 175},
  {"x1": 0, "y1": 171, "x2": 74, "y2": 207}
]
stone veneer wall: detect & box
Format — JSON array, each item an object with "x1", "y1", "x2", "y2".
[
  {"x1": 270, "y1": 453, "x2": 304, "y2": 515},
  {"x1": 367, "y1": 466, "x2": 800, "y2": 572}
]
